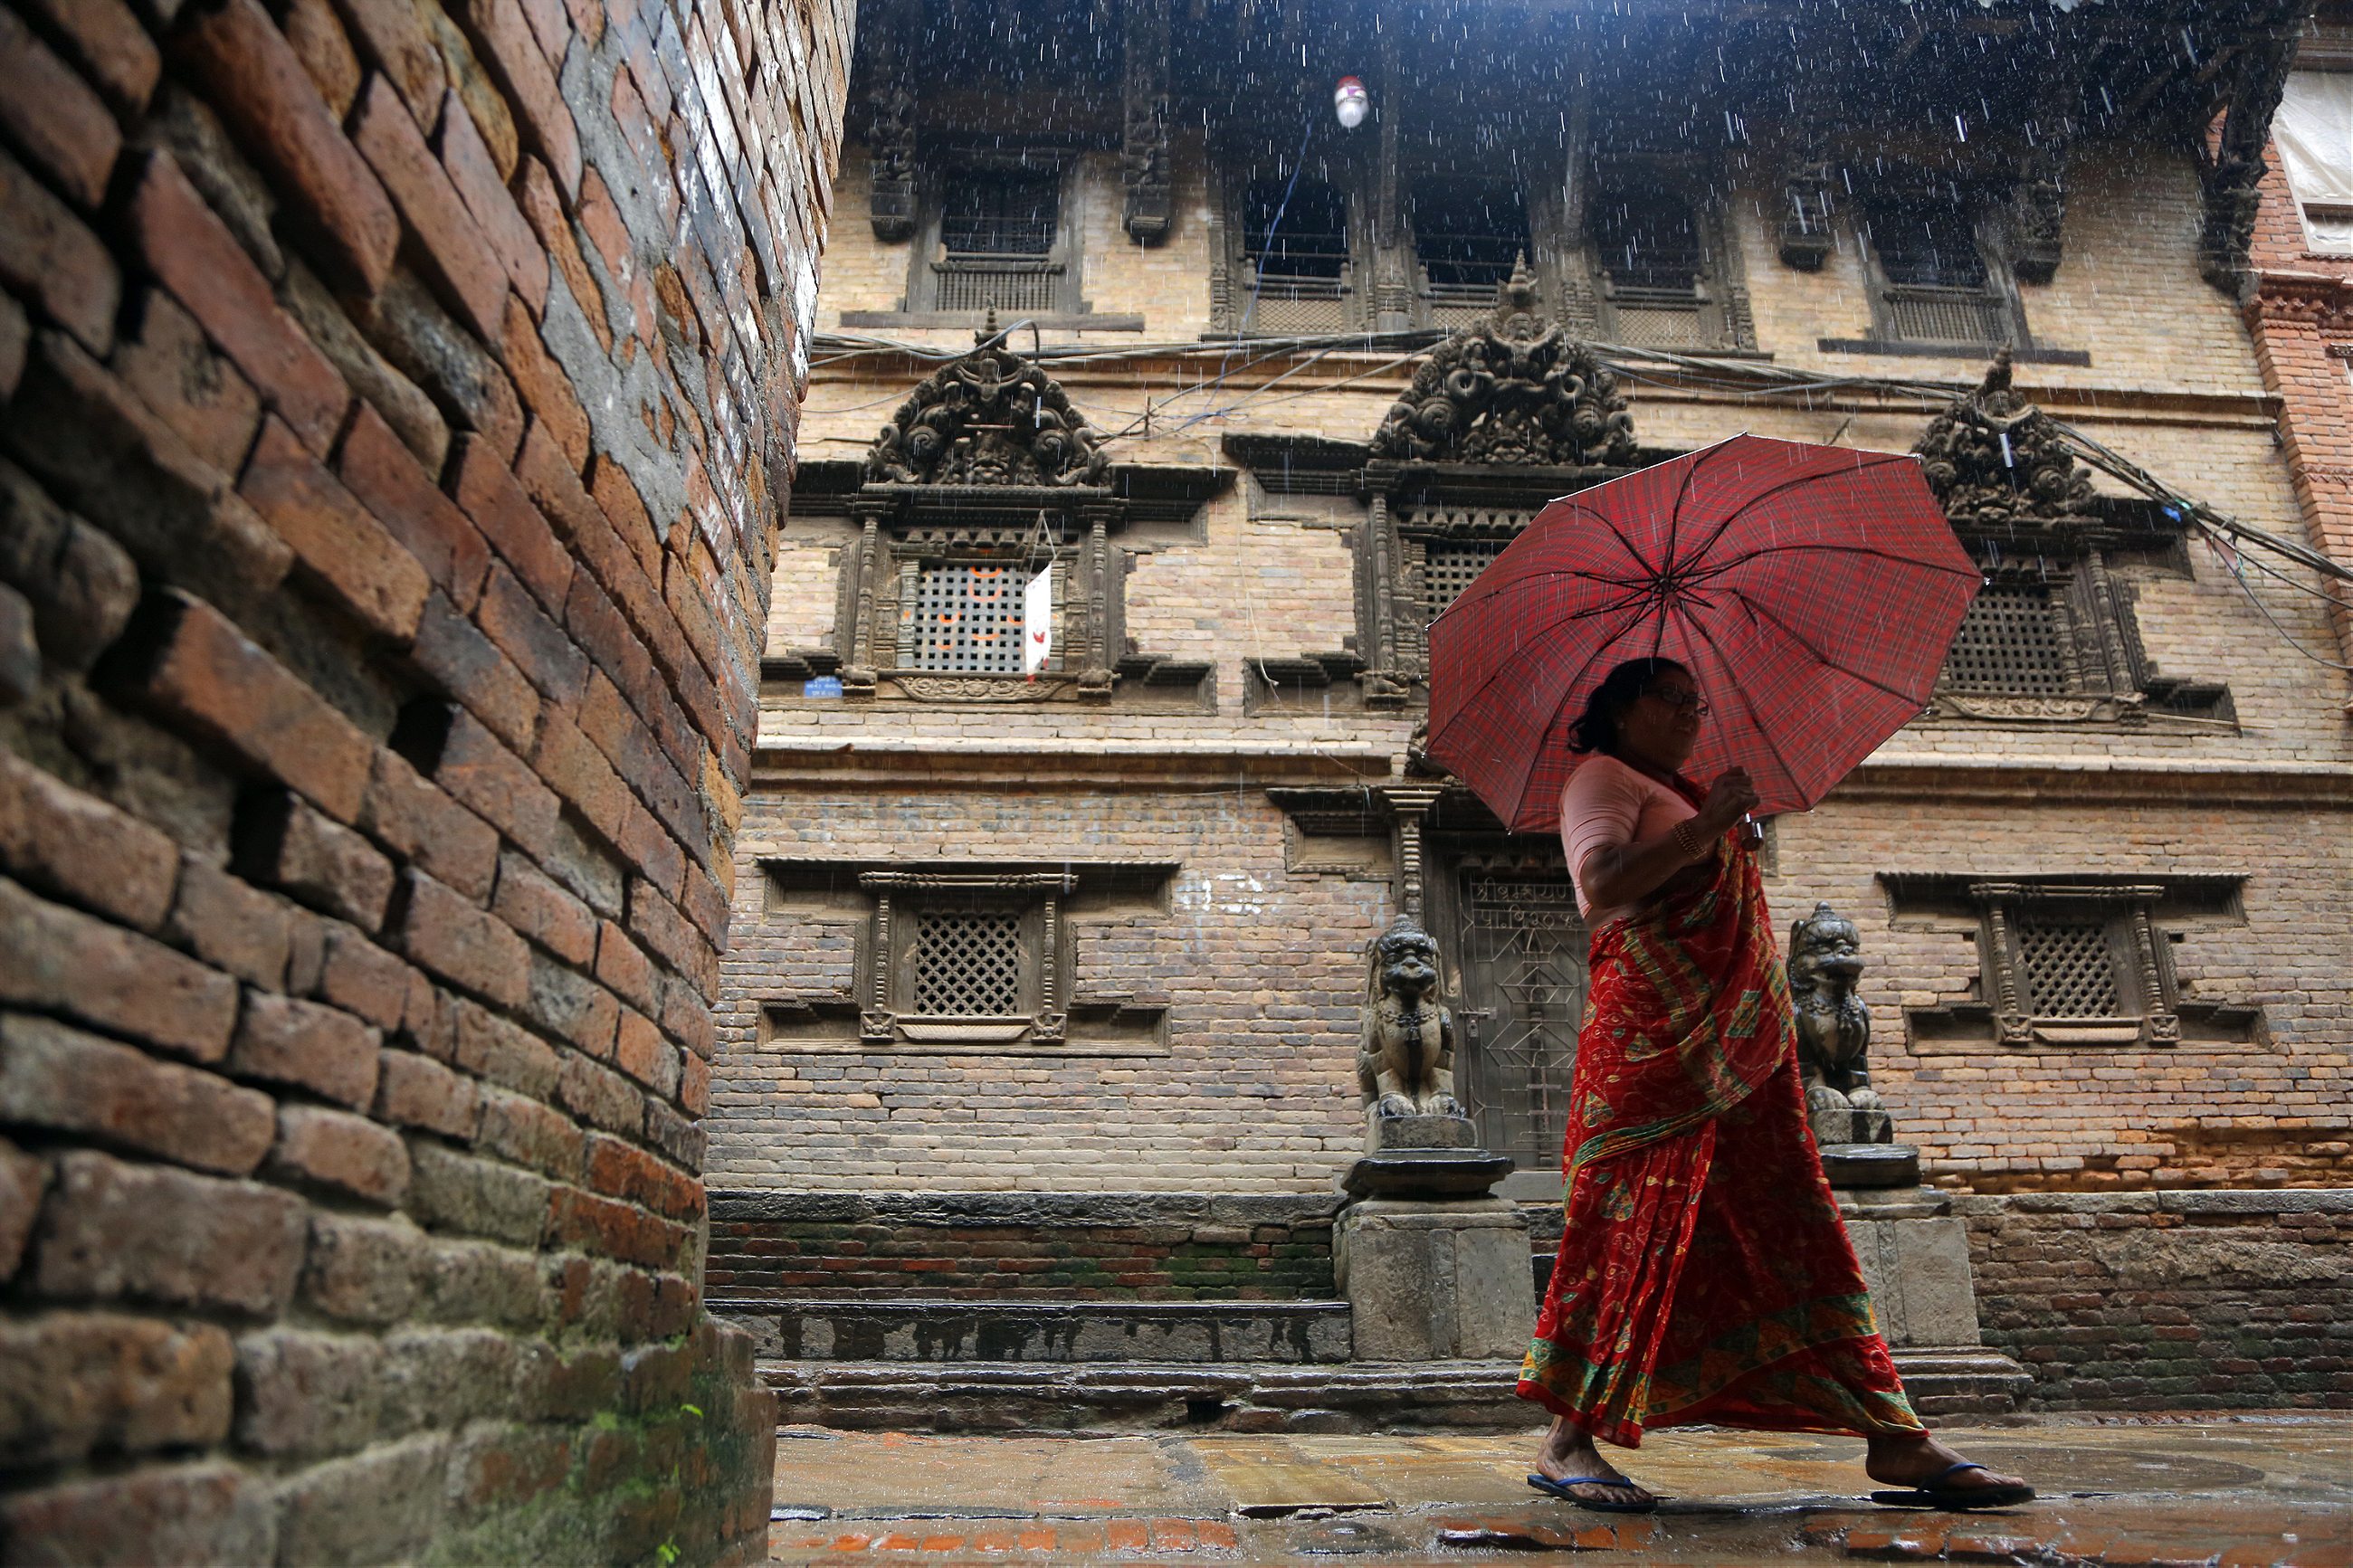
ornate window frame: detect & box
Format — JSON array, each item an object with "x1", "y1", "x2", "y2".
[
  {"x1": 1580, "y1": 162, "x2": 1758, "y2": 353},
  {"x1": 1857, "y1": 190, "x2": 2030, "y2": 351},
  {"x1": 859, "y1": 870, "x2": 1076, "y2": 1048},
  {"x1": 903, "y1": 148, "x2": 1086, "y2": 318},
  {"x1": 1882, "y1": 872, "x2": 2262, "y2": 1053},
  {"x1": 1207, "y1": 154, "x2": 1372, "y2": 336}
]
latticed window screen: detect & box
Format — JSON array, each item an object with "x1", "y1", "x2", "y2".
[
  {"x1": 911, "y1": 909, "x2": 1024, "y2": 1016},
  {"x1": 935, "y1": 266, "x2": 1060, "y2": 313},
  {"x1": 1424, "y1": 541, "x2": 1507, "y2": 621},
  {"x1": 1943, "y1": 584, "x2": 2069, "y2": 694},
  {"x1": 2018, "y1": 918, "x2": 2123, "y2": 1018},
  {"x1": 942, "y1": 170, "x2": 1057, "y2": 256},
  {"x1": 904, "y1": 564, "x2": 1024, "y2": 672}
]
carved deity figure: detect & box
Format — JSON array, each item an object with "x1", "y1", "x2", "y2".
[
  {"x1": 1786, "y1": 902, "x2": 1892, "y2": 1148},
  {"x1": 1912, "y1": 349, "x2": 2096, "y2": 529},
  {"x1": 1358, "y1": 916, "x2": 1462, "y2": 1122}
]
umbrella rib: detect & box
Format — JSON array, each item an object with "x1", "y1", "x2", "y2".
[
  {"x1": 1434, "y1": 592, "x2": 1662, "y2": 803},
  {"x1": 1681, "y1": 605, "x2": 1810, "y2": 806},
  {"x1": 1675, "y1": 451, "x2": 1917, "y2": 566},
  {"x1": 1659, "y1": 440, "x2": 1715, "y2": 575},
  {"x1": 1722, "y1": 589, "x2": 1949, "y2": 706},
  {"x1": 1679, "y1": 540, "x2": 1986, "y2": 588}
]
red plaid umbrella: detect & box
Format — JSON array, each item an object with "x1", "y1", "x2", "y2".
[{"x1": 1426, "y1": 434, "x2": 1980, "y2": 832}]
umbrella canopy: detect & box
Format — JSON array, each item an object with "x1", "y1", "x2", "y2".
[{"x1": 1426, "y1": 433, "x2": 1980, "y2": 832}]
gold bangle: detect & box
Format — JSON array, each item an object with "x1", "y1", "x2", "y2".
[{"x1": 1672, "y1": 822, "x2": 1707, "y2": 862}]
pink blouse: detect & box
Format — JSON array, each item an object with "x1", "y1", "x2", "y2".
[{"x1": 1558, "y1": 754, "x2": 1699, "y2": 929}]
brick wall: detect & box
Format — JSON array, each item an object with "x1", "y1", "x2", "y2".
[
  {"x1": 1961, "y1": 1192, "x2": 2353, "y2": 1410},
  {"x1": 706, "y1": 1193, "x2": 1338, "y2": 1301},
  {"x1": 0, "y1": 0, "x2": 851, "y2": 1560}
]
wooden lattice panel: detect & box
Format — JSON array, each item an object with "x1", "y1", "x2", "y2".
[
  {"x1": 1945, "y1": 584, "x2": 2069, "y2": 695},
  {"x1": 905, "y1": 565, "x2": 1024, "y2": 672},
  {"x1": 1424, "y1": 540, "x2": 1507, "y2": 621},
  {"x1": 911, "y1": 909, "x2": 1024, "y2": 1017},
  {"x1": 935, "y1": 266, "x2": 1059, "y2": 314},
  {"x1": 2020, "y1": 918, "x2": 2122, "y2": 1018}
]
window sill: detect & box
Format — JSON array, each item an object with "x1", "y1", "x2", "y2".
[
  {"x1": 838, "y1": 309, "x2": 1146, "y2": 331},
  {"x1": 761, "y1": 1038, "x2": 1172, "y2": 1057},
  {"x1": 1818, "y1": 338, "x2": 2091, "y2": 366}
]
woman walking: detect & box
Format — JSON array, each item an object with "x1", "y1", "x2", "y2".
[{"x1": 1516, "y1": 658, "x2": 2032, "y2": 1514}]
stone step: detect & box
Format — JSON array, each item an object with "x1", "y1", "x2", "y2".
[
  {"x1": 756, "y1": 1346, "x2": 2028, "y2": 1434},
  {"x1": 710, "y1": 1297, "x2": 1354, "y2": 1364}
]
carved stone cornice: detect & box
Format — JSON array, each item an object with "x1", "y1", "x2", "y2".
[
  {"x1": 864, "y1": 314, "x2": 1110, "y2": 488},
  {"x1": 1369, "y1": 260, "x2": 1636, "y2": 468},
  {"x1": 2248, "y1": 271, "x2": 2353, "y2": 329},
  {"x1": 1913, "y1": 350, "x2": 2097, "y2": 532}
]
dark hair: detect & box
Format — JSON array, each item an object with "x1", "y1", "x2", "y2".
[{"x1": 1567, "y1": 658, "x2": 1691, "y2": 755}]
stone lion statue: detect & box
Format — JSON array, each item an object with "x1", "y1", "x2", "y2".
[
  {"x1": 1786, "y1": 903, "x2": 1891, "y2": 1147},
  {"x1": 1358, "y1": 916, "x2": 1462, "y2": 1123}
]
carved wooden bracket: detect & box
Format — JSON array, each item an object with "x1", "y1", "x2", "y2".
[
  {"x1": 863, "y1": 1, "x2": 916, "y2": 242},
  {"x1": 1121, "y1": 0, "x2": 1172, "y2": 242},
  {"x1": 2198, "y1": 0, "x2": 2316, "y2": 294}
]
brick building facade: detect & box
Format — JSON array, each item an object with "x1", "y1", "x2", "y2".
[
  {"x1": 0, "y1": 0, "x2": 851, "y2": 1559},
  {"x1": 719, "y1": 1, "x2": 2350, "y2": 1411}
]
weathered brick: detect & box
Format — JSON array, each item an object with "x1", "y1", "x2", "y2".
[
  {"x1": 376, "y1": 1047, "x2": 481, "y2": 1139},
  {"x1": 112, "y1": 287, "x2": 264, "y2": 480},
  {"x1": 0, "y1": 7, "x2": 122, "y2": 210},
  {"x1": 0, "y1": 291, "x2": 24, "y2": 402},
  {"x1": 33, "y1": 1150, "x2": 308, "y2": 1315},
  {"x1": 272, "y1": 1432, "x2": 448, "y2": 1565},
  {"x1": 414, "y1": 1234, "x2": 545, "y2": 1328},
  {"x1": 547, "y1": 1184, "x2": 682, "y2": 1269},
  {"x1": 444, "y1": 100, "x2": 548, "y2": 311},
  {"x1": 329, "y1": 0, "x2": 447, "y2": 123},
  {"x1": 280, "y1": 0, "x2": 363, "y2": 115},
  {"x1": 0, "y1": 1313, "x2": 234, "y2": 1466},
  {"x1": 239, "y1": 416, "x2": 431, "y2": 641},
  {"x1": 518, "y1": 153, "x2": 608, "y2": 349},
  {"x1": 677, "y1": 1045, "x2": 708, "y2": 1117},
  {"x1": 0, "y1": 1464, "x2": 277, "y2": 1567},
  {"x1": 165, "y1": 857, "x2": 291, "y2": 991},
  {"x1": 454, "y1": 434, "x2": 573, "y2": 613},
  {"x1": 0, "y1": 750, "x2": 179, "y2": 930},
  {"x1": 269, "y1": 1103, "x2": 411, "y2": 1205},
  {"x1": 556, "y1": 1050, "x2": 640, "y2": 1137},
  {"x1": 409, "y1": 704, "x2": 561, "y2": 861},
  {"x1": 535, "y1": 711, "x2": 629, "y2": 841},
  {"x1": 338, "y1": 403, "x2": 491, "y2": 609},
  {"x1": 593, "y1": 917, "x2": 656, "y2": 1012},
  {"x1": 0, "y1": 1013, "x2": 276, "y2": 1176},
  {"x1": 238, "y1": 789, "x2": 396, "y2": 930},
  {"x1": 0, "y1": 143, "x2": 119, "y2": 357},
  {"x1": 0, "y1": 875, "x2": 242, "y2": 1062},
  {"x1": 363, "y1": 269, "x2": 525, "y2": 461},
  {"x1": 452, "y1": 997, "x2": 562, "y2": 1098},
  {"x1": 423, "y1": 0, "x2": 518, "y2": 176},
  {"x1": 233, "y1": 1327, "x2": 382, "y2": 1457},
  {"x1": 612, "y1": 1005, "x2": 678, "y2": 1098},
  {"x1": 230, "y1": 992, "x2": 382, "y2": 1110},
  {"x1": 353, "y1": 74, "x2": 510, "y2": 340},
  {"x1": 0, "y1": 1137, "x2": 43, "y2": 1281},
  {"x1": 14, "y1": 0, "x2": 160, "y2": 117},
  {"x1": 523, "y1": 947, "x2": 619, "y2": 1057},
  {"x1": 409, "y1": 590, "x2": 541, "y2": 752},
  {"x1": 452, "y1": 0, "x2": 581, "y2": 197},
  {"x1": 627, "y1": 877, "x2": 716, "y2": 996},
  {"x1": 493, "y1": 850, "x2": 597, "y2": 964},
  {"x1": 405, "y1": 1138, "x2": 548, "y2": 1245},
  {"x1": 361, "y1": 747, "x2": 500, "y2": 903},
  {"x1": 393, "y1": 868, "x2": 530, "y2": 1008},
  {"x1": 582, "y1": 1133, "x2": 700, "y2": 1221},
  {"x1": 318, "y1": 923, "x2": 415, "y2": 1030},
  {"x1": 5, "y1": 335, "x2": 292, "y2": 610},
  {"x1": 475, "y1": 1083, "x2": 586, "y2": 1178},
  {"x1": 110, "y1": 590, "x2": 373, "y2": 822},
  {"x1": 0, "y1": 457, "x2": 141, "y2": 675},
  {"x1": 172, "y1": 0, "x2": 399, "y2": 296},
  {"x1": 300, "y1": 1211, "x2": 427, "y2": 1325},
  {"x1": 129, "y1": 151, "x2": 351, "y2": 458}
]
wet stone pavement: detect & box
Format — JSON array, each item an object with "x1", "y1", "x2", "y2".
[{"x1": 765, "y1": 1416, "x2": 2350, "y2": 1565}]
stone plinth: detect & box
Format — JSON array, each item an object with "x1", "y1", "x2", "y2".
[
  {"x1": 1345, "y1": 1117, "x2": 1513, "y2": 1199},
  {"x1": 1841, "y1": 1184, "x2": 1982, "y2": 1347},
  {"x1": 1820, "y1": 1142, "x2": 1921, "y2": 1188},
  {"x1": 1333, "y1": 1197, "x2": 1537, "y2": 1361}
]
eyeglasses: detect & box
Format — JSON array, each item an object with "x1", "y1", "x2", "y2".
[{"x1": 1643, "y1": 687, "x2": 1710, "y2": 717}]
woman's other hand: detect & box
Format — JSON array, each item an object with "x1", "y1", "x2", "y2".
[{"x1": 1695, "y1": 768, "x2": 1759, "y2": 836}]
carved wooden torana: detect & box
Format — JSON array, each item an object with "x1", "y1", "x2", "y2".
[
  {"x1": 1370, "y1": 259, "x2": 1637, "y2": 469},
  {"x1": 866, "y1": 315, "x2": 1110, "y2": 488},
  {"x1": 1912, "y1": 350, "x2": 2096, "y2": 531}
]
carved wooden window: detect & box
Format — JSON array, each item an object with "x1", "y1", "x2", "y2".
[
  {"x1": 1235, "y1": 176, "x2": 1356, "y2": 333},
  {"x1": 910, "y1": 158, "x2": 1080, "y2": 317},
  {"x1": 861, "y1": 872, "x2": 1073, "y2": 1046},
  {"x1": 1590, "y1": 185, "x2": 1723, "y2": 349},
  {"x1": 1881, "y1": 873, "x2": 2261, "y2": 1051},
  {"x1": 900, "y1": 561, "x2": 1047, "y2": 673},
  {"x1": 1421, "y1": 538, "x2": 1506, "y2": 621},
  {"x1": 1862, "y1": 201, "x2": 2018, "y2": 347},
  {"x1": 1408, "y1": 181, "x2": 1529, "y2": 330},
  {"x1": 1942, "y1": 583, "x2": 2069, "y2": 696}
]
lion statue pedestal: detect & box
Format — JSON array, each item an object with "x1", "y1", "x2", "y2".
[{"x1": 1333, "y1": 917, "x2": 1534, "y2": 1361}]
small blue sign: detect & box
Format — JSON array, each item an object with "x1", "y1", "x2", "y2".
[{"x1": 803, "y1": 677, "x2": 843, "y2": 698}]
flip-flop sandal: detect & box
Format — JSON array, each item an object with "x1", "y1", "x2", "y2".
[
  {"x1": 1870, "y1": 1460, "x2": 2036, "y2": 1511},
  {"x1": 1526, "y1": 1473, "x2": 1660, "y2": 1514}
]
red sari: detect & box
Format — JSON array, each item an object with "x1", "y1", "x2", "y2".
[{"x1": 1517, "y1": 782, "x2": 1922, "y2": 1448}]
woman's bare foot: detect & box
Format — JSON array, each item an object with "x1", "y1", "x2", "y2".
[
  {"x1": 1864, "y1": 1431, "x2": 2030, "y2": 1498},
  {"x1": 1531, "y1": 1415, "x2": 1654, "y2": 1508}
]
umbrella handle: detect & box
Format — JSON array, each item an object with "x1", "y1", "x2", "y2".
[{"x1": 1739, "y1": 813, "x2": 1764, "y2": 849}]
